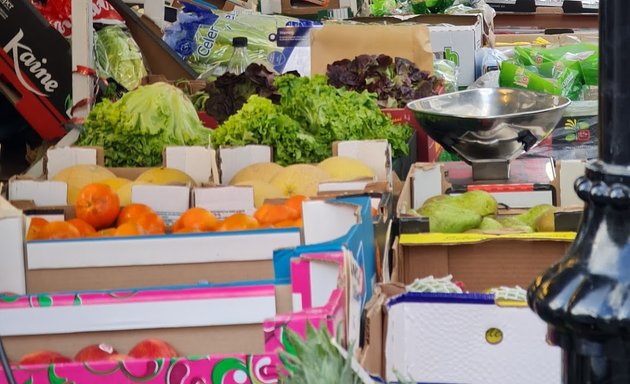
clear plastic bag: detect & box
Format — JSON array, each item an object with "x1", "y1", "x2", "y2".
[{"x1": 94, "y1": 25, "x2": 147, "y2": 91}]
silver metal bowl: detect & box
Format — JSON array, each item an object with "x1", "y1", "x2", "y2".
[{"x1": 407, "y1": 88, "x2": 571, "y2": 163}]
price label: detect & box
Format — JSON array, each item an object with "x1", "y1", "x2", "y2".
[{"x1": 485, "y1": 328, "x2": 504, "y2": 345}]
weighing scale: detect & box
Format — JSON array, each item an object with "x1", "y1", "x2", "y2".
[{"x1": 407, "y1": 87, "x2": 570, "y2": 208}]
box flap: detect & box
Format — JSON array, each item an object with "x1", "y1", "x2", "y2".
[
  {"x1": 557, "y1": 159, "x2": 586, "y2": 207},
  {"x1": 318, "y1": 180, "x2": 372, "y2": 193},
  {"x1": 302, "y1": 200, "x2": 360, "y2": 245},
  {"x1": 334, "y1": 140, "x2": 392, "y2": 184},
  {"x1": 0, "y1": 196, "x2": 25, "y2": 294},
  {"x1": 219, "y1": 145, "x2": 273, "y2": 185},
  {"x1": 8, "y1": 179, "x2": 68, "y2": 206},
  {"x1": 46, "y1": 146, "x2": 100, "y2": 179},
  {"x1": 131, "y1": 185, "x2": 191, "y2": 224},
  {"x1": 193, "y1": 186, "x2": 256, "y2": 219},
  {"x1": 0, "y1": 284, "x2": 276, "y2": 336},
  {"x1": 164, "y1": 146, "x2": 214, "y2": 185}
]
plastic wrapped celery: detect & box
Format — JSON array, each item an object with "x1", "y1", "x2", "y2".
[
  {"x1": 94, "y1": 25, "x2": 147, "y2": 91},
  {"x1": 164, "y1": 5, "x2": 319, "y2": 78},
  {"x1": 499, "y1": 60, "x2": 584, "y2": 101}
]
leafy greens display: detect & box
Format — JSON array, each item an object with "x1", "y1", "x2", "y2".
[
  {"x1": 77, "y1": 82, "x2": 210, "y2": 167},
  {"x1": 203, "y1": 63, "x2": 286, "y2": 123},
  {"x1": 327, "y1": 54, "x2": 445, "y2": 108},
  {"x1": 210, "y1": 74, "x2": 412, "y2": 166}
]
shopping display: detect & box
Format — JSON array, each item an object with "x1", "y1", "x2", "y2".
[{"x1": 0, "y1": 0, "x2": 605, "y2": 383}]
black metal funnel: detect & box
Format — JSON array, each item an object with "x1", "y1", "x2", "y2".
[{"x1": 527, "y1": 1, "x2": 630, "y2": 383}]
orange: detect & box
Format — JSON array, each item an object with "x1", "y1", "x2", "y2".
[
  {"x1": 114, "y1": 222, "x2": 145, "y2": 237},
  {"x1": 117, "y1": 204, "x2": 154, "y2": 226},
  {"x1": 38, "y1": 221, "x2": 81, "y2": 240},
  {"x1": 75, "y1": 183, "x2": 120, "y2": 230},
  {"x1": 217, "y1": 213, "x2": 259, "y2": 232},
  {"x1": 132, "y1": 212, "x2": 166, "y2": 235},
  {"x1": 97, "y1": 228, "x2": 117, "y2": 237},
  {"x1": 172, "y1": 208, "x2": 219, "y2": 233},
  {"x1": 26, "y1": 217, "x2": 49, "y2": 241},
  {"x1": 285, "y1": 195, "x2": 308, "y2": 217},
  {"x1": 274, "y1": 218, "x2": 303, "y2": 228},
  {"x1": 67, "y1": 218, "x2": 97, "y2": 238},
  {"x1": 172, "y1": 227, "x2": 204, "y2": 234},
  {"x1": 254, "y1": 204, "x2": 299, "y2": 226}
]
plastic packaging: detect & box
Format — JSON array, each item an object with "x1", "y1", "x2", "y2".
[
  {"x1": 164, "y1": 5, "x2": 319, "y2": 78},
  {"x1": 434, "y1": 59, "x2": 459, "y2": 94},
  {"x1": 94, "y1": 25, "x2": 147, "y2": 91},
  {"x1": 32, "y1": 0, "x2": 123, "y2": 38},
  {"x1": 225, "y1": 37, "x2": 251, "y2": 76}
]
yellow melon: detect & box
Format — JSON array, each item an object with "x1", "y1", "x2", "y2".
[
  {"x1": 234, "y1": 180, "x2": 285, "y2": 208},
  {"x1": 270, "y1": 164, "x2": 331, "y2": 197},
  {"x1": 135, "y1": 167, "x2": 197, "y2": 187},
  {"x1": 317, "y1": 156, "x2": 375, "y2": 181},
  {"x1": 51, "y1": 164, "x2": 116, "y2": 204},
  {"x1": 229, "y1": 162, "x2": 284, "y2": 185}
]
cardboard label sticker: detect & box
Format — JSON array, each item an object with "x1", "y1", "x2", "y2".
[{"x1": 485, "y1": 327, "x2": 503, "y2": 345}]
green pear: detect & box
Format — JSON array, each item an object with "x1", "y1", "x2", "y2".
[
  {"x1": 515, "y1": 204, "x2": 555, "y2": 229},
  {"x1": 420, "y1": 204, "x2": 482, "y2": 233},
  {"x1": 535, "y1": 208, "x2": 556, "y2": 232},
  {"x1": 478, "y1": 217, "x2": 504, "y2": 231},
  {"x1": 499, "y1": 216, "x2": 535, "y2": 233},
  {"x1": 450, "y1": 190, "x2": 498, "y2": 217}
]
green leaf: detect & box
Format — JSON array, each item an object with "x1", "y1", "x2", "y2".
[
  {"x1": 48, "y1": 364, "x2": 72, "y2": 384},
  {"x1": 37, "y1": 295, "x2": 53, "y2": 307}
]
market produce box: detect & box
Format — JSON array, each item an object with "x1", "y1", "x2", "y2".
[
  {"x1": 273, "y1": 195, "x2": 377, "y2": 355},
  {"x1": 0, "y1": 275, "x2": 347, "y2": 384},
  {"x1": 0, "y1": 196, "x2": 333, "y2": 294},
  {"x1": 314, "y1": 15, "x2": 483, "y2": 86},
  {"x1": 360, "y1": 282, "x2": 561, "y2": 383},
  {"x1": 0, "y1": 0, "x2": 72, "y2": 140},
  {"x1": 391, "y1": 162, "x2": 578, "y2": 291}
]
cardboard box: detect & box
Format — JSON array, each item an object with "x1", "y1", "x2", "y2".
[
  {"x1": 0, "y1": 193, "x2": 374, "y2": 296},
  {"x1": 273, "y1": 195, "x2": 377, "y2": 354},
  {"x1": 0, "y1": 261, "x2": 350, "y2": 383},
  {"x1": 392, "y1": 162, "x2": 576, "y2": 291},
  {"x1": 337, "y1": 15, "x2": 484, "y2": 86},
  {"x1": 261, "y1": 0, "x2": 359, "y2": 16},
  {"x1": 359, "y1": 283, "x2": 561, "y2": 383},
  {"x1": 0, "y1": 0, "x2": 72, "y2": 140}
]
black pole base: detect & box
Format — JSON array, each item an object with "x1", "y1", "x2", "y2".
[{"x1": 550, "y1": 327, "x2": 630, "y2": 384}]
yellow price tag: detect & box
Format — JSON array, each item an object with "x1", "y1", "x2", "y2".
[{"x1": 400, "y1": 231, "x2": 576, "y2": 245}]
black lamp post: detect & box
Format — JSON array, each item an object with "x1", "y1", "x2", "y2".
[{"x1": 527, "y1": 1, "x2": 630, "y2": 383}]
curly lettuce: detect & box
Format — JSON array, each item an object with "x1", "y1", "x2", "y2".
[
  {"x1": 210, "y1": 74, "x2": 412, "y2": 165},
  {"x1": 78, "y1": 82, "x2": 210, "y2": 167}
]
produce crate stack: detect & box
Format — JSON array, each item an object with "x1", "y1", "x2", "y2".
[{"x1": 0, "y1": 0, "x2": 605, "y2": 381}]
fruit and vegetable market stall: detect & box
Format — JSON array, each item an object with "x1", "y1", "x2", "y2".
[{"x1": 0, "y1": 0, "x2": 605, "y2": 383}]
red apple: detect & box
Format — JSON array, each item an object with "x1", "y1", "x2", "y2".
[
  {"x1": 109, "y1": 354, "x2": 129, "y2": 362},
  {"x1": 74, "y1": 343, "x2": 119, "y2": 362},
  {"x1": 128, "y1": 339, "x2": 178, "y2": 359},
  {"x1": 19, "y1": 351, "x2": 72, "y2": 365}
]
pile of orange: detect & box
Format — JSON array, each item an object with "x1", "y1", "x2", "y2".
[
  {"x1": 26, "y1": 183, "x2": 308, "y2": 241},
  {"x1": 27, "y1": 183, "x2": 166, "y2": 241},
  {"x1": 172, "y1": 195, "x2": 308, "y2": 234}
]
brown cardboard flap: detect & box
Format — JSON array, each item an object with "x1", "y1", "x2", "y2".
[
  {"x1": 359, "y1": 282, "x2": 405, "y2": 378},
  {"x1": 310, "y1": 24, "x2": 434, "y2": 75},
  {"x1": 26, "y1": 260, "x2": 275, "y2": 293}
]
